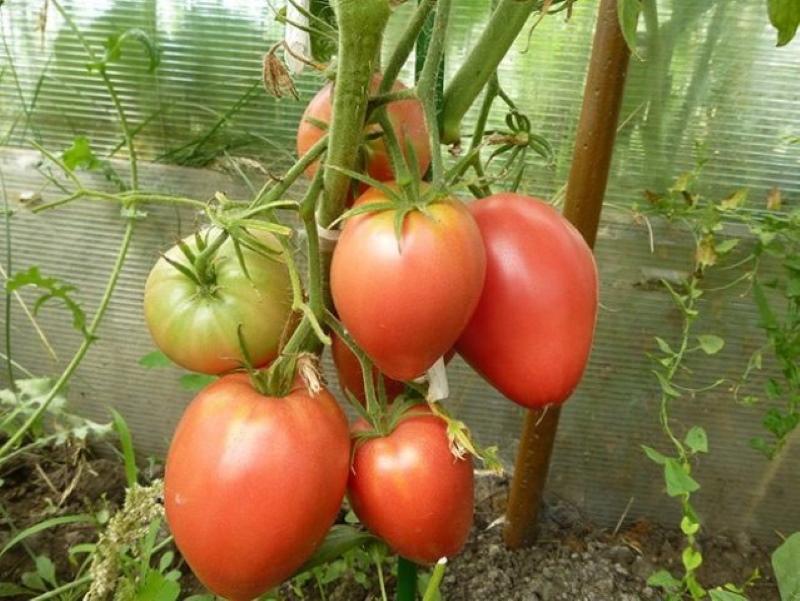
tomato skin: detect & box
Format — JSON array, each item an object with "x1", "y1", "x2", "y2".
[
  {"x1": 164, "y1": 374, "x2": 350, "y2": 601},
  {"x1": 330, "y1": 333, "x2": 405, "y2": 404},
  {"x1": 347, "y1": 409, "x2": 474, "y2": 564},
  {"x1": 143, "y1": 230, "x2": 292, "y2": 374},
  {"x1": 457, "y1": 193, "x2": 598, "y2": 408},
  {"x1": 296, "y1": 75, "x2": 430, "y2": 182},
  {"x1": 330, "y1": 186, "x2": 486, "y2": 381}
]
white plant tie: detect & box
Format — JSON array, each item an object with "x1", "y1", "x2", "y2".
[
  {"x1": 284, "y1": 0, "x2": 311, "y2": 75},
  {"x1": 425, "y1": 356, "x2": 449, "y2": 402},
  {"x1": 316, "y1": 224, "x2": 340, "y2": 252}
]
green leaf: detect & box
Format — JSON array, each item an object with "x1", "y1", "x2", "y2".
[
  {"x1": 772, "y1": 532, "x2": 800, "y2": 601},
  {"x1": 179, "y1": 373, "x2": 216, "y2": 391},
  {"x1": 753, "y1": 281, "x2": 778, "y2": 330},
  {"x1": 720, "y1": 189, "x2": 748, "y2": 210},
  {"x1": 159, "y1": 551, "x2": 175, "y2": 573},
  {"x1": 664, "y1": 459, "x2": 700, "y2": 497},
  {"x1": 697, "y1": 334, "x2": 725, "y2": 355},
  {"x1": 709, "y1": 589, "x2": 747, "y2": 601},
  {"x1": 136, "y1": 569, "x2": 180, "y2": 601},
  {"x1": 35, "y1": 555, "x2": 56, "y2": 586},
  {"x1": 0, "y1": 583, "x2": 33, "y2": 597},
  {"x1": 715, "y1": 239, "x2": 740, "y2": 254},
  {"x1": 617, "y1": 0, "x2": 642, "y2": 58},
  {"x1": 139, "y1": 350, "x2": 172, "y2": 368},
  {"x1": 647, "y1": 569, "x2": 681, "y2": 591},
  {"x1": 20, "y1": 573, "x2": 44, "y2": 592},
  {"x1": 0, "y1": 515, "x2": 93, "y2": 559},
  {"x1": 682, "y1": 546, "x2": 703, "y2": 572},
  {"x1": 111, "y1": 408, "x2": 138, "y2": 487},
  {"x1": 89, "y1": 28, "x2": 162, "y2": 72},
  {"x1": 768, "y1": 0, "x2": 800, "y2": 46},
  {"x1": 654, "y1": 370, "x2": 682, "y2": 398},
  {"x1": 5, "y1": 266, "x2": 88, "y2": 337},
  {"x1": 297, "y1": 525, "x2": 377, "y2": 573},
  {"x1": 642, "y1": 445, "x2": 669, "y2": 465},
  {"x1": 655, "y1": 336, "x2": 674, "y2": 355},
  {"x1": 680, "y1": 515, "x2": 700, "y2": 536},
  {"x1": 61, "y1": 137, "x2": 125, "y2": 189},
  {"x1": 685, "y1": 426, "x2": 709, "y2": 454}
]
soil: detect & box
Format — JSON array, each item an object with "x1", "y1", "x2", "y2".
[
  {"x1": 0, "y1": 441, "x2": 127, "y2": 584},
  {"x1": 0, "y1": 447, "x2": 779, "y2": 600}
]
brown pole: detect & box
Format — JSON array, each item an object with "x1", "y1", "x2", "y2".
[{"x1": 504, "y1": 0, "x2": 633, "y2": 549}]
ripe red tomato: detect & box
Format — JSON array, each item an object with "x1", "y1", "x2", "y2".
[
  {"x1": 296, "y1": 75, "x2": 430, "y2": 182},
  {"x1": 143, "y1": 229, "x2": 292, "y2": 374},
  {"x1": 164, "y1": 374, "x2": 350, "y2": 601},
  {"x1": 347, "y1": 408, "x2": 474, "y2": 564},
  {"x1": 457, "y1": 193, "x2": 598, "y2": 408},
  {"x1": 330, "y1": 333, "x2": 405, "y2": 404},
  {"x1": 330, "y1": 186, "x2": 486, "y2": 381}
]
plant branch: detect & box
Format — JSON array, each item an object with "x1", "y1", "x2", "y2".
[
  {"x1": 440, "y1": 0, "x2": 537, "y2": 144},
  {"x1": 417, "y1": 0, "x2": 452, "y2": 185},
  {"x1": 0, "y1": 220, "x2": 135, "y2": 463},
  {"x1": 380, "y1": 0, "x2": 436, "y2": 93}
]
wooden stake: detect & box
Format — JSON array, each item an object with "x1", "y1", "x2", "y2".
[{"x1": 503, "y1": 0, "x2": 633, "y2": 549}]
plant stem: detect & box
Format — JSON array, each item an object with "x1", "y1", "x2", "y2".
[
  {"x1": 416, "y1": 0, "x2": 451, "y2": 185},
  {"x1": 422, "y1": 559, "x2": 447, "y2": 601},
  {"x1": 396, "y1": 557, "x2": 418, "y2": 601},
  {"x1": 253, "y1": 135, "x2": 328, "y2": 208},
  {"x1": 440, "y1": 0, "x2": 536, "y2": 144},
  {"x1": 0, "y1": 220, "x2": 135, "y2": 462},
  {"x1": 299, "y1": 168, "x2": 327, "y2": 328},
  {"x1": 319, "y1": 0, "x2": 390, "y2": 227},
  {"x1": 0, "y1": 166, "x2": 13, "y2": 390},
  {"x1": 380, "y1": 0, "x2": 436, "y2": 93},
  {"x1": 30, "y1": 575, "x2": 92, "y2": 601},
  {"x1": 194, "y1": 230, "x2": 229, "y2": 285}
]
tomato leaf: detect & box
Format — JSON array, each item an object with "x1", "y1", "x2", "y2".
[
  {"x1": 179, "y1": 374, "x2": 216, "y2": 391},
  {"x1": 681, "y1": 546, "x2": 703, "y2": 572},
  {"x1": 5, "y1": 266, "x2": 89, "y2": 338},
  {"x1": 768, "y1": 0, "x2": 800, "y2": 46},
  {"x1": 664, "y1": 459, "x2": 700, "y2": 497},
  {"x1": 139, "y1": 350, "x2": 172, "y2": 368},
  {"x1": 297, "y1": 525, "x2": 377, "y2": 573},
  {"x1": 617, "y1": 0, "x2": 642, "y2": 58},
  {"x1": 772, "y1": 532, "x2": 800, "y2": 600}
]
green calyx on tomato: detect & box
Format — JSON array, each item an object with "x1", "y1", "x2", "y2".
[{"x1": 143, "y1": 228, "x2": 293, "y2": 375}]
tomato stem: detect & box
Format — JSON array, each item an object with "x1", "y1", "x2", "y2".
[
  {"x1": 379, "y1": 0, "x2": 436, "y2": 94},
  {"x1": 319, "y1": 0, "x2": 390, "y2": 227},
  {"x1": 299, "y1": 167, "x2": 328, "y2": 337},
  {"x1": 193, "y1": 230, "x2": 229, "y2": 286},
  {"x1": 416, "y1": 0, "x2": 451, "y2": 186},
  {"x1": 252, "y1": 134, "x2": 328, "y2": 209},
  {"x1": 440, "y1": 0, "x2": 537, "y2": 145}
]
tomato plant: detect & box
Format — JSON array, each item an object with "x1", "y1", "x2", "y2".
[
  {"x1": 164, "y1": 373, "x2": 351, "y2": 601},
  {"x1": 457, "y1": 193, "x2": 598, "y2": 408},
  {"x1": 330, "y1": 332, "x2": 405, "y2": 404},
  {"x1": 296, "y1": 75, "x2": 430, "y2": 185},
  {"x1": 331, "y1": 185, "x2": 486, "y2": 381},
  {"x1": 348, "y1": 408, "x2": 474, "y2": 565},
  {"x1": 143, "y1": 229, "x2": 293, "y2": 375}
]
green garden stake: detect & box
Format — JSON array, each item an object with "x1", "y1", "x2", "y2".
[{"x1": 397, "y1": 556, "x2": 418, "y2": 601}]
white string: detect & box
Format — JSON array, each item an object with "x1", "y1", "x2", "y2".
[{"x1": 316, "y1": 224, "x2": 340, "y2": 252}]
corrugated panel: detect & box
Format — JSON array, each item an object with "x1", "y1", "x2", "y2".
[
  {"x1": 1, "y1": 148, "x2": 798, "y2": 539},
  {"x1": 1, "y1": 0, "x2": 800, "y2": 538}
]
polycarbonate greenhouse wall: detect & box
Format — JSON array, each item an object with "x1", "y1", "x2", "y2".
[{"x1": 1, "y1": 0, "x2": 799, "y2": 537}]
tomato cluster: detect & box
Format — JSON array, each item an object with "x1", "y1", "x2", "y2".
[{"x1": 143, "y1": 73, "x2": 598, "y2": 600}]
